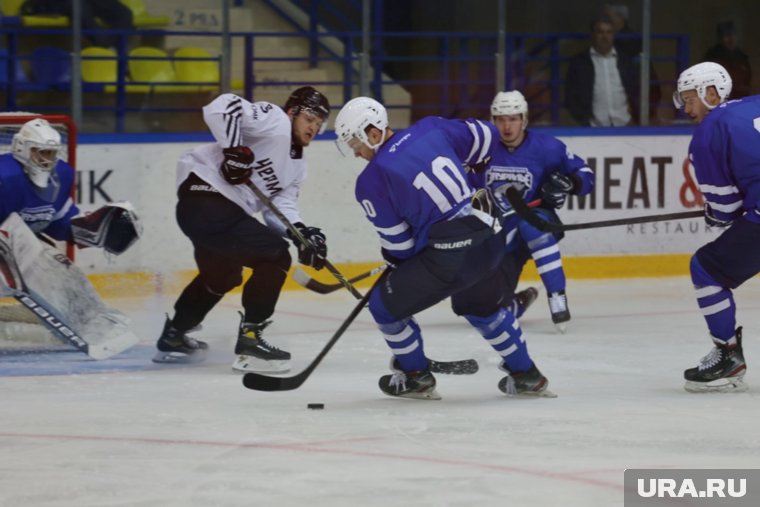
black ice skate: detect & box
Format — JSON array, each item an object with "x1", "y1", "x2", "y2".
[
  {"x1": 684, "y1": 328, "x2": 747, "y2": 393},
  {"x1": 379, "y1": 365, "x2": 441, "y2": 400},
  {"x1": 152, "y1": 317, "x2": 209, "y2": 364},
  {"x1": 511, "y1": 286, "x2": 539, "y2": 319},
  {"x1": 232, "y1": 315, "x2": 290, "y2": 373},
  {"x1": 548, "y1": 290, "x2": 570, "y2": 333},
  {"x1": 498, "y1": 363, "x2": 557, "y2": 397}
]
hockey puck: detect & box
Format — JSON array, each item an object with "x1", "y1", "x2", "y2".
[{"x1": 307, "y1": 403, "x2": 325, "y2": 410}]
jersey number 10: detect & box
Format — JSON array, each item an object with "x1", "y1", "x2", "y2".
[{"x1": 412, "y1": 156, "x2": 472, "y2": 213}]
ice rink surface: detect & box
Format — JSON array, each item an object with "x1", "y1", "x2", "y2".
[{"x1": 1, "y1": 276, "x2": 759, "y2": 507}]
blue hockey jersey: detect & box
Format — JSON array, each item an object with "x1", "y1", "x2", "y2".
[
  {"x1": 469, "y1": 130, "x2": 594, "y2": 212},
  {"x1": 0, "y1": 153, "x2": 78, "y2": 240},
  {"x1": 355, "y1": 117, "x2": 496, "y2": 260},
  {"x1": 689, "y1": 94, "x2": 760, "y2": 224}
]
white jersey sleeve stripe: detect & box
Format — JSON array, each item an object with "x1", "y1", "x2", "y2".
[
  {"x1": 379, "y1": 237, "x2": 416, "y2": 251},
  {"x1": 374, "y1": 221, "x2": 410, "y2": 236},
  {"x1": 707, "y1": 199, "x2": 743, "y2": 213},
  {"x1": 52, "y1": 198, "x2": 73, "y2": 220},
  {"x1": 699, "y1": 183, "x2": 740, "y2": 195},
  {"x1": 465, "y1": 121, "x2": 481, "y2": 163},
  {"x1": 476, "y1": 120, "x2": 491, "y2": 163}
]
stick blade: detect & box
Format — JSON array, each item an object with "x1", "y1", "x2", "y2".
[{"x1": 242, "y1": 372, "x2": 304, "y2": 392}]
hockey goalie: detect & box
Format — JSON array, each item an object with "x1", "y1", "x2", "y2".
[{"x1": 0, "y1": 117, "x2": 141, "y2": 359}]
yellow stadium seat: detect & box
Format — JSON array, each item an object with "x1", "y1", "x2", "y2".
[
  {"x1": 1, "y1": 0, "x2": 69, "y2": 27},
  {"x1": 119, "y1": 0, "x2": 169, "y2": 28},
  {"x1": 174, "y1": 47, "x2": 219, "y2": 92},
  {"x1": 81, "y1": 47, "x2": 150, "y2": 93},
  {"x1": 128, "y1": 46, "x2": 189, "y2": 93}
]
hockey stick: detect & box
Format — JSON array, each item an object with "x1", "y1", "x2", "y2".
[
  {"x1": 293, "y1": 261, "x2": 478, "y2": 374},
  {"x1": 244, "y1": 179, "x2": 363, "y2": 299},
  {"x1": 293, "y1": 263, "x2": 388, "y2": 295},
  {"x1": 243, "y1": 269, "x2": 388, "y2": 391},
  {"x1": 505, "y1": 187, "x2": 703, "y2": 232}
]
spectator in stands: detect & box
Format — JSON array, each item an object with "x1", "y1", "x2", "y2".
[
  {"x1": 602, "y1": 4, "x2": 640, "y2": 58},
  {"x1": 564, "y1": 17, "x2": 660, "y2": 127},
  {"x1": 702, "y1": 21, "x2": 752, "y2": 99},
  {"x1": 21, "y1": 0, "x2": 133, "y2": 48}
]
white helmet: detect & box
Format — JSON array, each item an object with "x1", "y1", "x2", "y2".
[
  {"x1": 11, "y1": 118, "x2": 62, "y2": 187},
  {"x1": 491, "y1": 90, "x2": 528, "y2": 125},
  {"x1": 673, "y1": 61, "x2": 732, "y2": 110},
  {"x1": 334, "y1": 96, "x2": 388, "y2": 155}
]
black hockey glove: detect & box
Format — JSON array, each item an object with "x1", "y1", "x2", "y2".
[
  {"x1": 221, "y1": 146, "x2": 254, "y2": 185},
  {"x1": 703, "y1": 203, "x2": 733, "y2": 228},
  {"x1": 381, "y1": 248, "x2": 402, "y2": 269},
  {"x1": 288, "y1": 223, "x2": 327, "y2": 270},
  {"x1": 541, "y1": 172, "x2": 579, "y2": 209}
]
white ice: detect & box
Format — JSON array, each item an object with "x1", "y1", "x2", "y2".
[{"x1": 1, "y1": 277, "x2": 759, "y2": 507}]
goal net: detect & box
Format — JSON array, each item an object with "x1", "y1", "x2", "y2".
[{"x1": 0, "y1": 113, "x2": 78, "y2": 353}]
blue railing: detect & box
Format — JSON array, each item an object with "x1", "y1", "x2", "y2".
[{"x1": 0, "y1": 26, "x2": 689, "y2": 132}]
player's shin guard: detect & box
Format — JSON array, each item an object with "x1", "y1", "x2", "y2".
[
  {"x1": 690, "y1": 256, "x2": 736, "y2": 340},
  {"x1": 465, "y1": 309, "x2": 532, "y2": 372}
]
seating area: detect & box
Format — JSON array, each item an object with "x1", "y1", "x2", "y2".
[
  {"x1": 0, "y1": 0, "x2": 169, "y2": 28},
  {"x1": 11, "y1": 45, "x2": 229, "y2": 94}
]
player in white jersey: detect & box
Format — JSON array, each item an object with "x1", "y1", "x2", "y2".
[{"x1": 153, "y1": 87, "x2": 330, "y2": 373}]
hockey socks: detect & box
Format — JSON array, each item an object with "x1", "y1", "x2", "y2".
[
  {"x1": 690, "y1": 256, "x2": 736, "y2": 341},
  {"x1": 379, "y1": 318, "x2": 428, "y2": 372},
  {"x1": 520, "y1": 219, "x2": 566, "y2": 294},
  {"x1": 465, "y1": 309, "x2": 533, "y2": 372}
]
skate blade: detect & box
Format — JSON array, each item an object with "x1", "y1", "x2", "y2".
[
  {"x1": 554, "y1": 322, "x2": 568, "y2": 334},
  {"x1": 152, "y1": 349, "x2": 207, "y2": 365},
  {"x1": 382, "y1": 388, "x2": 442, "y2": 401},
  {"x1": 232, "y1": 355, "x2": 290, "y2": 374},
  {"x1": 684, "y1": 376, "x2": 748, "y2": 393}
]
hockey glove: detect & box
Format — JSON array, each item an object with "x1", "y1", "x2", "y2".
[
  {"x1": 541, "y1": 172, "x2": 579, "y2": 209},
  {"x1": 288, "y1": 223, "x2": 327, "y2": 270},
  {"x1": 221, "y1": 146, "x2": 254, "y2": 185},
  {"x1": 703, "y1": 203, "x2": 733, "y2": 228}
]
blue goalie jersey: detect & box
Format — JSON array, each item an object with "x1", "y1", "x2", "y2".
[
  {"x1": 0, "y1": 153, "x2": 78, "y2": 241},
  {"x1": 355, "y1": 117, "x2": 496, "y2": 260},
  {"x1": 689, "y1": 94, "x2": 760, "y2": 224}
]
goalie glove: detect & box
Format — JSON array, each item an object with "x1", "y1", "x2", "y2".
[
  {"x1": 541, "y1": 172, "x2": 580, "y2": 209},
  {"x1": 221, "y1": 146, "x2": 254, "y2": 185},
  {"x1": 287, "y1": 223, "x2": 327, "y2": 270},
  {"x1": 71, "y1": 201, "x2": 142, "y2": 255}
]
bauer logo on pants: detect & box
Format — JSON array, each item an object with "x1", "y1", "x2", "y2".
[{"x1": 624, "y1": 469, "x2": 760, "y2": 506}]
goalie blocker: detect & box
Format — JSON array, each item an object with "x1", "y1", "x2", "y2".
[{"x1": 71, "y1": 201, "x2": 142, "y2": 255}]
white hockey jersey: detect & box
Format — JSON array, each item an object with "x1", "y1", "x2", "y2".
[{"x1": 176, "y1": 94, "x2": 306, "y2": 234}]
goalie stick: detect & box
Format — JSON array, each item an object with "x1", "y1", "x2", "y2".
[
  {"x1": 505, "y1": 187, "x2": 703, "y2": 232},
  {"x1": 244, "y1": 179, "x2": 363, "y2": 299}
]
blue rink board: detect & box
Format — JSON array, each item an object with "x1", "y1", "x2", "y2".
[{"x1": 0, "y1": 345, "x2": 190, "y2": 377}]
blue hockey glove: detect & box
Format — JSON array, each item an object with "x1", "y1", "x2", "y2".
[
  {"x1": 288, "y1": 223, "x2": 327, "y2": 270},
  {"x1": 541, "y1": 172, "x2": 579, "y2": 209},
  {"x1": 703, "y1": 203, "x2": 733, "y2": 228},
  {"x1": 221, "y1": 146, "x2": 254, "y2": 185}
]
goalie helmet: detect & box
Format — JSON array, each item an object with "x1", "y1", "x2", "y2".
[
  {"x1": 11, "y1": 118, "x2": 62, "y2": 188},
  {"x1": 673, "y1": 62, "x2": 732, "y2": 110},
  {"x1": 334, "y1": 96, "x2": 388, "y2": 156},
  {"x1": 491, "y1": 90, "x2": 528, "y2": 126}
]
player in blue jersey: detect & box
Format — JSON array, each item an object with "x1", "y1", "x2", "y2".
[
  {"x1": 673, "y1": 61, "x2": 758, "y2": 393},
  {"x1": 0, "y1": 117, "x2": 139, "y2": 252},
  {"x1": 334, "y1": 97, "x2": 555, "y2": 400},
  {"x1": 469, "y1": 91, "x2": 595, "y2": 332}
]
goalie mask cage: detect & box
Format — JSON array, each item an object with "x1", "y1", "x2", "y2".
[{"x1": 0, "y1": 113, "x2": 78, "y2": 353}]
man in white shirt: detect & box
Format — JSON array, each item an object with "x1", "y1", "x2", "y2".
[
  {"x1": 153, "y1": 87, "x2": 330, "y2": 373},
  {"x1": 565, "y1": 17, "x2": 640, "y2": 126}
]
